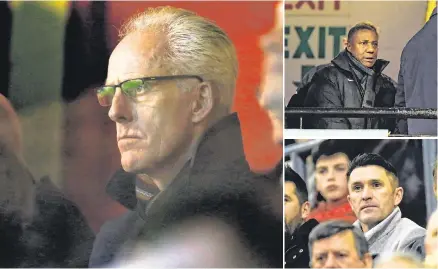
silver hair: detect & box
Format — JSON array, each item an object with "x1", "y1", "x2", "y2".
[{"x1": 119, "y1": 6, "x2": 238, "y2": 114}]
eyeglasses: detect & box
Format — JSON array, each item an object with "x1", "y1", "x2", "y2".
[{"x1": 96, "y1": 75, "x2": 204, "y2": 107}]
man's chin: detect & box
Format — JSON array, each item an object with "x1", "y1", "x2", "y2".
[
  {"x1": 121, "y1": 155, "x2": 144, "y2": 174},
  {"x1": 359, "y1": 215, "x2": 380, "y2": 228}
]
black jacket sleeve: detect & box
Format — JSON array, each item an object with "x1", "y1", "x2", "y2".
[{"x1": 303, "y1": 72, "x2": 351, "y2": 129}]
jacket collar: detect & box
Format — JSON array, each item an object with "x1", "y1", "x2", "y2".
[
  {"x1": 288, "y1": 218, "x2": 319, "y2": 244},
  {"x1": 106, "y1": 113, "x2": 249, "y2": 210},
  {"x1": 332, "y1": 49, "x2": 389, "y2": 75},
  {"x1": 353, "y1": 206, "x2": 401, "y2": 246}
]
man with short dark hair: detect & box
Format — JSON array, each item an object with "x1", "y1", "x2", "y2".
[
  {"x1": 308, "y1": 140, "x2": 357, "y2": 223},
  {"x1": 308, "y1": 220, "x2": 372, "y2": 268},
  {"x1": 303, "y1": 22, "x2": 397, "y2": 132},
  {"x1": 347, "y1": 153, "x2": 426, "y2": 259},
  {"x1": 284, "y1": 166, "x2": 319, "y2": 268}
]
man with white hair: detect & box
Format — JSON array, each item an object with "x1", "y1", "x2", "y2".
[{"x1": 90, "y1": 6, "x2": 282, "y2": 267}]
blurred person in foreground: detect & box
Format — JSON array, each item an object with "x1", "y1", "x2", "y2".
[
  {"x1": 395, "y1": 6, "x2": 437, "y2": 136},
  {"x1": 424, "y1": 209, "x2": 438, "y2": 268},
  {"x1": 91, "y1": 6, "x2": 283, "y2": 268},
  {"x1": 258, "y1": 0, "x2": 283, "y2": 146},
  {"x1": 284, "y1": 166, "x2": 319, "y2": 268},
  {"x1": 0, "y1": 94, "x2": 94, "y2": 267},
  {"x1": 307, "y1": 140, "x2": 357, "y2": 223},
  {"x1": 374, "y1": 252, "x2": 424, "y2": 268},
  {"x1": 308, "y1": 220, "x2": 372, "y2": 268},
  {"x1": 347, "y1": 153, "x2": 426, "y2": 259},
  {"x1": 302, "y1": 22, "x2": 398, "y2": 132}
]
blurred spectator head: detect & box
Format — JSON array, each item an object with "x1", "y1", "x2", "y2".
[
  {"x1": 374, "y1": 252, "x2": 424, "y2": 268},
  {"x1": 101, "y1": 6, "x2": 238, "y2": 180},
  {"x1": 308, "y1": 220, "x2": 372, "y2": 268},
  {"x1": 347, "y1": 153, "x2": 403, "y2": 232},
  {"x1": 284, "y1": 165, "x2": 310, "y2": 234},
  {"x1": 346, "y1": 21, "x2": 379, "y2": 68},
  {"x1": 425, "y1": 209, "x2": 438, "y2": 268},
  {"x1": 0, "y1": 94, "x2": 34, "y2": 222},
  {"x1": 312, "y1": 140, "x2": 356, "y2": 204},
  {"x1": 0, "y1": 94, "x2": 22, "y2": 157},
  {"x1": 120, "y1": 216, "x2": 267, "y2": 268},
  {"x1": 258, "y1": 2, "x2": 283, "y2": 145}
]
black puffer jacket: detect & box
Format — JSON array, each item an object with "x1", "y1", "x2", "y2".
[
  {"x1": 285, "y1": 219, "x2": 319, "y2": 268},
  {"x1": 303, "y1": 50, "x2": 397, "y2": 131}
]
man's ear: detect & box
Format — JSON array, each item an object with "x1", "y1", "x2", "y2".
[
  {"x1": 343, "y1": 37, "x2": 349, "y2": 50},
  {"x1": 191, "y1": 82, "x2": 213, "y2": 123},
  {"x1": 362, "y1": 252, "x2": 373, "y2": 268},
  {"x1": 393, "y1": 186, "x2": 404, "y2": 207},
  {"x1": 301, "y1": 201, "x2": 311, "y2": 219}
]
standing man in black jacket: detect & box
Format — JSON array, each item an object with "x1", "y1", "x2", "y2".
[
  {"x1": 304, "y1": 22, "x2": 398, "y2": 132},
  {"x1": 285, "y1": 166, "x2": 319, "y2": 268}
]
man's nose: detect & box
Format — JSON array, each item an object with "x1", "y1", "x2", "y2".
[
  {"x1": 324, "y1": 253, "x2": 339, "y2": 268},
  {"x1": 108, "y1": 88, "x2": 134, "y2": 123},
  {"x1": 327, "y1": 169, "x2": 336, "y2": 182},
  {"x1": 366, "y1": 43, "x2": 376, "y2": 53},
  {"x1": 361, "y1": 185, "x2": 373, "y2": 200}
]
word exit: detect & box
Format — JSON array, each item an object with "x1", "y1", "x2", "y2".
[{"x1": 285, "y1": 26, "x2": 346, "y2": 59}]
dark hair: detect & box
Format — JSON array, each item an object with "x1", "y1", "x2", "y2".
[
  {"x1": 347, "y1": 153, "x2": 398, "y2": 180},
  {"x1": 308, "y1": 220, "x2": 369, "y2": 263},
  {"x1": 284, "y1": 165, "x2": 308, "y2": 205},
  {"x1": 312, "y1": 140, "x2": 356, "y2": 165},
  {"x1": 347, "y1": 22, "x2": 379, "y2": 43}
]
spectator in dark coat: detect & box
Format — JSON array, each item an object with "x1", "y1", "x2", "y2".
[
  {"x1": 303, "y1": 22, "x2": 398, "y2": 132},
  {"x1": 395, "y1": 7, "x2": 437, "y2": 136},
  {"x1": 284, "y1": 166, "x2": 319, "y2": 268}
]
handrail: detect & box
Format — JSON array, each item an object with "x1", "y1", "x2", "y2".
[{"x1": 285, "y1": 107, "x2": 438, "y2": 119}]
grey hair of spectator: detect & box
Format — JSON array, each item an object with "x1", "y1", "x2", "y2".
[
  {"x1": 308, "y1": 220, "x2": 369, "y2": 260},
  {"x1": 374, "y1": 251, "x2": 424, "y2": 268}
]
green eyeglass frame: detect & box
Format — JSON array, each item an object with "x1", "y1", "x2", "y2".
[{"x1": 96, "y1": 75, "x2": 203, "y2": 106}]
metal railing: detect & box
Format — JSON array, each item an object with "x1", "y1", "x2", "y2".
[
  {"x1": 285, "y1": 107, "x2": 438, "y2": 119},
  {"x1": 285, "y1": 107, "x2": 438, "y2": 136}
]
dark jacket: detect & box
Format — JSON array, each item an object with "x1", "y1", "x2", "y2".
[
  {"x1": 395, "y1": 8, "x2": 437, "y2": 136},
  {"x1": 25, "y1": 176, "x2": 95, "y2": 267},
  {"x1": 3, "y1": 176, "x2": 95, "y2": 268},
  {"x1": 90, "y1": 113, "x2": 283, "y2": 268},
  {"x1": 285, "y1": 219, "x2": 319, "y2": 268},
  {"x1": 303, "y1": 50, "x2": 397, "y2": 131},
  {"x1": 286, "y1": 64, "x2": 331, "y2": 129}
]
